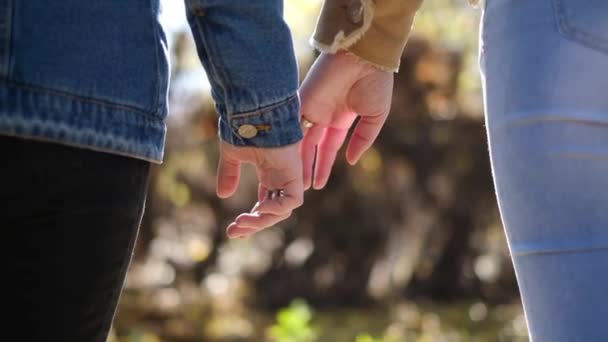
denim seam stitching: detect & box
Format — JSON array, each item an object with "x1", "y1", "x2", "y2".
[
  {"x1": 2, "y1": 79, "x2": 163, "y2": 121},
  {"x1": 190, "y1": 7, "x2": 230, "y2": 110},
  {"x1": 512, "y1": 245, "x2": 608, "y2": 257},
  {"x1": 229, "y1": 94, "x2": 298, "y2": 118},
  {"x1": 198, "y1": 15, "x2": 236, "y2": 117},
  {"x1": 228, "y1": 95, "x2": 299, "y2": 144},
  {"x1": 151, "y1": 11, "x2": 162, "y2": 114},
  {"x1": 189, "y1": 6, "x2": 239, "y2": 144},
  {"x1": 553, "y1": 0, "x2": 608, "y2": 54},
  {"x1": 193, "y1": 26, "x2": 240, "y2": 143},
  {"x1": 0, "y1": 0, "x2": 12, "y2": 77}
]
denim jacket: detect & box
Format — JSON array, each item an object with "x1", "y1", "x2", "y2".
[{"x1": 0, "y1": 0, "x2": 301, "y2": 163}]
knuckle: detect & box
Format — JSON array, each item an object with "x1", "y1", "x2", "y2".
[
  {"x1": 294, "y1": 197, "x2": 304, "y2": 208},
  {"x1": 352, "y1": 131, "x2": 373, "y2": 145}
]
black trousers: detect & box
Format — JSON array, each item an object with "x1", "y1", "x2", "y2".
[{"x1": 0, "y1": 135, "x2": 151, "y2": 341}]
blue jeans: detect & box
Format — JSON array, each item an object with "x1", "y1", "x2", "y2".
[{"x1": 482, "y1": 0, "x2": 608, "y2": 340}]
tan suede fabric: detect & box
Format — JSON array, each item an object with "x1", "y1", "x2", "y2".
[{"x1": 312, "y1": 0, "x2": 424, "y2": 72}]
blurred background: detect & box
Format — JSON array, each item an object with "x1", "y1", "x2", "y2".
[{"x1": 110, "y1": 0, "x2": 528, "y2": 341}]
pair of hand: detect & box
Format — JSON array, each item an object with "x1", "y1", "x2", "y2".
[{"x1": 219, "y1": 52, "x2": 394, "y2": 239}]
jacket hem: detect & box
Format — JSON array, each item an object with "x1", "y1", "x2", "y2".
[{"x1": 0, "y1": 80, "x2": 166, "y2": 163}]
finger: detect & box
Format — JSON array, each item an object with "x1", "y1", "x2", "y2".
[
  {"x1": 345, "y1": 112, "x2": 388, "y2": 165},
  {"x1": 300, "y1": 125, "x2": 324, "y2": 190},
  {"x1": 225, "y1": 223, "x2": 258, "y2": 239},
  {"x1": 234, "y1": 211, "x2": 291, "y2": 230},
  {"x1": 216, "y1": 153, "x2": 241, "y2": 198},
  {"x1": 251, "y1": 201, "x2": 261, "y2": 213},
  {"x1": 257, "y1": 183, "x2": 268, "y2": 202},
  {"x1": 256, "y1": 176, "x2": 304, "y2": 216},
  {"x1": 313, "y1": 126, "x2": 350, "y2": 190}
]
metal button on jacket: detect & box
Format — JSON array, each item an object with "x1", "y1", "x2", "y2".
[
  {"x1": 346, "y1": 0, "x2": 363, "y2": 25},
  {"x1": 238, "y1": 124, "x2": 258, "y2": 139}
]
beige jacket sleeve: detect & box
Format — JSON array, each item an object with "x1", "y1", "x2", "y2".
[{"x1": 311, "y1": 0, "x2": 424, "y2": 72}]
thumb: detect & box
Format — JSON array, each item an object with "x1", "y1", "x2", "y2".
[{"x1": 216, "y1": 152, "x2": 241, "y2": 198}]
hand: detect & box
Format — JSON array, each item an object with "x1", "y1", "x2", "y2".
[
  {"x1": 299, "y1": 51, "x2": 393, "y2": 190},
  {"x1": 216, "y1": 141, "x2": 303, "y2": 239}
]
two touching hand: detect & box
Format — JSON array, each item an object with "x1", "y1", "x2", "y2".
[{"x1": 220, "y1": 52, "x2": 393, "y2": 238}]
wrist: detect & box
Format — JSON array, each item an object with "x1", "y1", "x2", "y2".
[{"x1": 331, "y1": 50, "x2": 394, "y2": 75}]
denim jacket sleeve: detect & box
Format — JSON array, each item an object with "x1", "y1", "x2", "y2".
[{"x1": 184, "y1": 0, "x2": 302, "y2": 147}]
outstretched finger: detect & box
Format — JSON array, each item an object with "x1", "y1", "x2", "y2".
[
  {"x1": 345, "y1": 112, "x2": 388, "y2": 165},
  {"x1": 312, "y1": 126, "x2": 349, "y2": 189},
  {"x1": 234, "y1": 211, "x2": 292, "y2": 230},
  {"x1": 300, "y1": 125, "x2": 324, "y2": 190},
  {"x1": 225, "y1": 223, "x2": 258, "y2": 239},
  {"x1": 257, "y1": 183, "x2": 268, "y2": 202}
]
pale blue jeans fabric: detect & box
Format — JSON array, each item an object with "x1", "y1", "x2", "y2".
[{"x1": 481, "y1": 0, "x2": 608, "y2": 340}]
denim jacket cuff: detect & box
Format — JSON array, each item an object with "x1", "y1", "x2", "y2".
[{"x1": 217, "y1": 95, "x2": 303, "y2": 147}]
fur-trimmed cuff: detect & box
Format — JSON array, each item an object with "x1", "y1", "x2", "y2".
[
  {"x1": 311, "y1": 0, "x2": 423, "y2": 73},
  {"x1": 311, "y1": 0, "x2": 375, "y2": 53}
]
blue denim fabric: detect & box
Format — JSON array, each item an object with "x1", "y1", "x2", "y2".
[
  {"x1": 0, "y1": 0, "x2": 302, "y2": 163},
  {"x1": 481, "y1": 0, "x2": 608, "y2": 340},
  {"x1": 187, "y1": 0, "x2": 302, "y2": 148}
]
